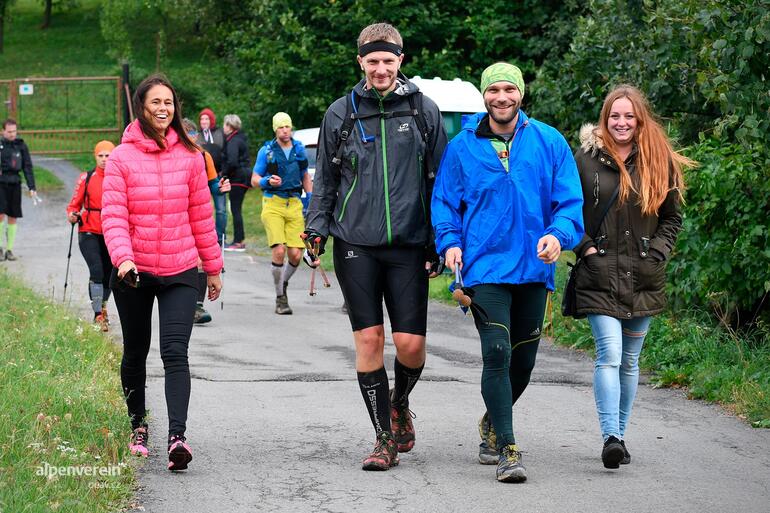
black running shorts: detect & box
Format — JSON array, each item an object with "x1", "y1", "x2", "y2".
[
  {"x1": 0, "y1": 183, "x2": 22, "y2": 218},
  {"x1": 333, "y1": 238, "x2": 428, "y2": 335}
]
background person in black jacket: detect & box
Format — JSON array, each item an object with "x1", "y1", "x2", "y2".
[
  {"x1": 573, "y1": 85, "x2": 696, "y2": 470},
  {"x1": 0, "y1": 118, "x2": 36, "y2": 261},
  {"x1": 221, "y1": 114, "x2": 251, "y2": 251}
]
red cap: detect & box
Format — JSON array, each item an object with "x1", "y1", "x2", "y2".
[{"x1": 199, "y1": 108, "x2": 217, "y2": 128}]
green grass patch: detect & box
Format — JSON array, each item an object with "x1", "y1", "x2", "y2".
[
  {"x1": 550, "y1": 254, "x2": 770, "y2": 427},
  {"x1": 32, "y1": 166, "x2": 64, "y2": 192},
  {"x1": 0, "y1": 269, "x2": 135, "y2": 511},
  {"x1": 429, "y1": 273, "x2": 454, "y2": 304}
]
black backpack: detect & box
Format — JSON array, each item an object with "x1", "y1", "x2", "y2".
[{"x1": 332, "y1": 90, "x2": 433, "y2": 178}]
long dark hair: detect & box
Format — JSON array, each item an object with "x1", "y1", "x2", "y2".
[{"x1": 132, "y1": 74, "x2": 198, "y2": 153}]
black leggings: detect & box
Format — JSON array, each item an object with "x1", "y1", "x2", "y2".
[
  {"x1": 229, "y1": 185, "x2": 248, "y2": 243},
  {"x1": 112, "y1": 272, "x2": 198, "y2": 436},
  {"x1": 78, "y1": 232, "x2": 112, "y2": 302},
  {"x1": 471, "y1": 283, "x2": 547, "y2": 447}
]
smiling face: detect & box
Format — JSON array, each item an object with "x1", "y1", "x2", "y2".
[
  {"x1": 483, "y1": 82, "x2": 522, "y2": 130},
  {"x1": 607, "y1": 97, "x2": 637, "y2": 147},
  {"x1": 357, "y1": 49, "x2": 404, "y2": 94},
  {"x1": 143, "y1": 84, "x2": 175, "y2": 134},
  {"x1": 199, "y1": 114, "x2": 211, "y2": 131}
]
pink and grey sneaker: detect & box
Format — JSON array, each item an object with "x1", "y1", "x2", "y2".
[
  {"x1": 167, "y1": 434, "x2": 193, "y2": 471},
  {"x1": 128, "y1": 426, "x2": 149, "y2": 458}
]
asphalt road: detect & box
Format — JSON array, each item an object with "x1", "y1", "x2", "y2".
[{"x1": 4, "y1": 157, "x2": 769, "y2": 513}]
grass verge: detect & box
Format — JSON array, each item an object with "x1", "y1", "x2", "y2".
[
  {"x1": 550, "y1": 254, "x2": 770, "y2": 428},
  {"x1": 33, "y1": 165, "x2": 64, "y2": 192},
  {"x1": 0, "y1": 269, "x2": 135, "y2": 511}
]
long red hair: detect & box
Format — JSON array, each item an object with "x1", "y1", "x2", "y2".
[{"x1": 597, "y1": 85, "x2": 695, "y2": 216}]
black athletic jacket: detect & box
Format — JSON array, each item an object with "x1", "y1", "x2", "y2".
[
  {"x1": 306, "y1": 75, "x2": 447, "y2": 247},
  {"x1": 0, "y1": 137, "x2": 35, "y2": 190}
]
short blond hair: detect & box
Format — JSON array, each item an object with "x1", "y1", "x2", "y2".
[{"x1": 357, "y1": 23, "x2": 402, "y2": 47}]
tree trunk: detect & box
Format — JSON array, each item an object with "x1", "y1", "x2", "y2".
[
  {"x1": 0, "y1": 2, "x2": 6, "y2": 54},
  {"x1": 41, "y1": 0, "x2": 51, "y2": 29}
]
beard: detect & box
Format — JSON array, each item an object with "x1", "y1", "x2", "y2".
[{"x1": 485, "y1": 100, "x2": 520, "y2": 125}]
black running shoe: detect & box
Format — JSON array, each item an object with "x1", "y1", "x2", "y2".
[
  {"x1": 362, "y1": 431, "x2": 399, "y2": 471},
  {"x1": 602, "y1": 436, "x2": 625, "y2": 469},
  {"x1": 620, "y1": 439, "x2": 631, "y2": 464},
  {"x1": 497, "y1": 444, "x2": 527, "y2": 483}
]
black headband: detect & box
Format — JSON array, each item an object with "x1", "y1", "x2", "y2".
[{"x1": 358, "y1": 41, "x2": 403, "y2": 57}]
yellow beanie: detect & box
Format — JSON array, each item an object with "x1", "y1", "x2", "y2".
[{"x1": 272, "y1": 112, "x2": 292, "y2": 132}]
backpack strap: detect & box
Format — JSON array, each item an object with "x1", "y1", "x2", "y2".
[
  {"x1": 83, "y1": 170, "x2": 99, "y2": 212},
  {"x1": 331, "y1": 92, "x2": 358, "y2": 168}
]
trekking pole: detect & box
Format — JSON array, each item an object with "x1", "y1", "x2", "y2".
[
  {"x1": 451, "y1": 265, "x2": 472, "y2": 307},
  {"x1": 63, "y1": 219, "x2": 77, "y2": 302},
  {"x1": 220, "y1": 232, "x2": 225, "y2": 310},
  {"x1": 313, "y1": 238, "x2": 332, "y2": 288}
]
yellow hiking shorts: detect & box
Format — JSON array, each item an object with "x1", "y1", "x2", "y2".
[{"x1": 261, "y1": 195, "x2": 305, "y2": 248}]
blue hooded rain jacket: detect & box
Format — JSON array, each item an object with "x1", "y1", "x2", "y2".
[{"x1": 431, "y1": 111, "x2": 584, "y2": 291}]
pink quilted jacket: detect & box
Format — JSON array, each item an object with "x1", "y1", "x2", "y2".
[{"x1": 102, "y1": 120, "x2": 223, "y2": 276}]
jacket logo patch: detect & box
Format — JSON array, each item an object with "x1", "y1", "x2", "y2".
[
  {"x1": 345, "y1": 250, "x2": 358, "y2": 259},
  {"x1": 398, "y1": 123, "x2": 410, "y2": 133},
  {"x1": 529, "y1": 327, "x2": 541, "y2": 336}
]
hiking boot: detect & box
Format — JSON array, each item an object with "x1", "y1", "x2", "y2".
[
  {"x1": 362, "y1": 431, "x2": 399, "y2": 471},
  {"x1": 193, "y1": 304, "x2": 212, "y2": 324},
  {"x1": 390, "y1": 390, "x2": 416, "y2": 453},
  {"x1": 478, "y1": 412, "x2": 499, "y2": 465},
  {"x1": 275, "y1": 295, "x2": 293, "y2": 315},
  {"x1": 94, "y1": 312, "x2": 109, "y2": 332},
  {"x1": 101, "y1": 303, "x2": 109, "y2": 325},
  {"x1": 224, "y1": 241, "x2": 246, "y2": 252},
  {"x1": 4, "y1": 250, "x2": 16, "y2": 261},
  {"x1": 128, "y1": 426, "x2": 149, "y2": 458},
  {"x1": 602, "y1": 435, "x2": 625, "y2": 469},
  {"x1": 497, "y1": 444, "x2": 527, "y2": 483},
  {"x1": 168, "y1": 434, "x2": 193, "y2": 471},
  {"x1": 620, "y1": 439, "x2": 631, "y2": 465}
]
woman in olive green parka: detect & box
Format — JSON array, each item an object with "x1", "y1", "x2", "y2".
[{"x1": 573, "y1": 84, "x2": 696, "y2": 470}]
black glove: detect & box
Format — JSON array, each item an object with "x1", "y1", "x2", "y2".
[
  {"x1": 302, "y1": 230, "x2": 327, "y2": 267},
  {"x1": 426, "y1": 243, "x2": 445, "y2": 275}
]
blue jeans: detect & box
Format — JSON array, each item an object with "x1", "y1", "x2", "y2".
[
  {"x1": 212, "y1": 192, "x2": 227, "y2": 244},
  {"x1": 588, "y1": 314, "x2": 651, "y2": 441}
]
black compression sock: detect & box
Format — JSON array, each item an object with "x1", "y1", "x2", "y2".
[
  {"x1": 357, "y1": 367, "x2": 391, "y2": 435},
  {"x1": 392, "y1": 358, "x2": 424, "y2": 408}
]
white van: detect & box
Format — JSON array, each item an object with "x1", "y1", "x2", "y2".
[{"x1": 293, "y1": 76, "x2": 484, "y2": 209}]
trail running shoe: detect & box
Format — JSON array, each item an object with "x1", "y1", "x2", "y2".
[
  {"x1": 193, "y1": 304, "x2": 212, "y2": 324},
  {"x1": 602, "y1": 435, "x2": 625, "y2": 469},
  {"x1": 362, "y1": 431, "x2": 399, "y2": 471},
  {"x1": 478, "y1": 412, "x2": 499, "y2": 465},
  {"x1": 620, "y1": 439, "x2": 631, "y2": 465},
  {"x1": 4, "y1": 250, "x2": 16, "y2": 261},
  {"x1": 224, "y1": 242, "x2": 246, "y2": 252},
  {"x1": 275, "y1": 295, "x2": 292, "y2": 315},
  {"x1": 390, "y1": 390, "x2": 416, "y2": 453},
  {"x1": 128, "y1": 426, "x2": 149, "y2": 458},
  {"x1": 94, "y1": 312, "x2": 109, "y2": 332},
  {"x1": 497, "y1": 444, "x2": 527, "y2": 483},
  {"x1": 168, "y1": 434, "x2": 193, "y2": 471}
]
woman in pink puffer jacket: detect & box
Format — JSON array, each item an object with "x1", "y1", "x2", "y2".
[{"x1": 102, "y1": 74, "x2": 223, "y2": 472}]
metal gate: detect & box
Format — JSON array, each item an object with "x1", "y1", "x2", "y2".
[{"x1": 1, "y1": 76, "x2": 123, "y2": 155}]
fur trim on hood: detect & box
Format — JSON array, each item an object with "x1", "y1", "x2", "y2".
[{"x1": 579, "y1": 123, "x2": 603, "y2": 156}]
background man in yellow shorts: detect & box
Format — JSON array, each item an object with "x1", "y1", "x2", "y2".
[{"x1": 252, "y1": 112, "x2": 313, "y2": 314}]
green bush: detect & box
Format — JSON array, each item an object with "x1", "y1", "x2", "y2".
[{"x1": 669, "y1": 138, "x2": 770, "y2": 323}]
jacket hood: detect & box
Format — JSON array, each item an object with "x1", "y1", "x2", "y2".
[
  {"x1": 121, "y1": 119, "x2": 180, "y2": 153},
  {"x1": 199, "y1": 108, "x2": 217, "y2": 128},
  {"x1": 579, "y1": 123, "x2": 603, "y2": 156},
  {"x1": 352, "y1": 72, "x2": 420, "y2": 100}
]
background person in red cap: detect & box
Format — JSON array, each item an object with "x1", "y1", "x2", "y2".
[
  {"x1": 66, "y1": 140, "x2": 116, "y2": 331},
  {"x1": 197, "y1": 108, "x2": 227, "y2": 243}
]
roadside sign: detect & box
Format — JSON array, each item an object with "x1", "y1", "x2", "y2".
[{"x1": 19, "y1": 84, "x2": 34, "y2": 95}]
